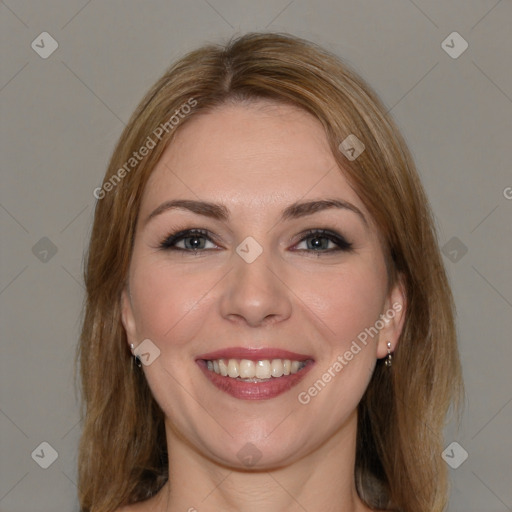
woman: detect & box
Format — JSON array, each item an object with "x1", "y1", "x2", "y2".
[{"x1": 77, "y1": 33, "x2": 462, "y2": 512}]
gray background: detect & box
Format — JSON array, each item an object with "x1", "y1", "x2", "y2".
[{"x1": 1, "y1": 1, "x2": 511, "y2": 511}]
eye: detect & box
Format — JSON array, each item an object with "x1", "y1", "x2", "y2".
[
  {"x1": 293, "y1": 229, "x2": 353, "y2": 253},
  {"x1": 159, "y1": 229, "x2": 218, "y2": 251},
  {"x1": 158, "y1": 228, "x2": 352, "y2": 254}
]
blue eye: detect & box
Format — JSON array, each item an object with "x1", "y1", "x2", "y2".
[
  {"x1": 159, "y1": 228, "x2": 353, "y2": 254},
  {"x1": 294, "y1": 229, "x2": 353, "y2": 253},
  {"x1": 159, "y1": 229, "x2": 217, "y2": 251}
]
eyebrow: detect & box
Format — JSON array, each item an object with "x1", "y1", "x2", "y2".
[{"x1": 145, "y1": 198, "x2": 367, "y2": 226}]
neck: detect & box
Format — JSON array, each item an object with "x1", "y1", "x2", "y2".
[{"x1": 154, "y1": 410, "x2": 371, "y2": 512}]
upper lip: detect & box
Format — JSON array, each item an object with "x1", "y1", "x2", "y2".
[{"x1": 196, "y1": 347, "x2": 314, "y2": 361}]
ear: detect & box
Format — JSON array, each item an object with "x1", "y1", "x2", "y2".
[
  {"x1": 376, "y1": 274, "x2": 407, "y2": 359},
  {"x1": 121, "y1": 285, "x2": 138, "y2": 346}
]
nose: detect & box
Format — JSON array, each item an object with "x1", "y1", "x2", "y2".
[{"x1": 219, "y1": 248, "x2": 293, "y2": 328}]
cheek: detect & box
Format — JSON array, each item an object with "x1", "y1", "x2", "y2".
[
  {"x1": 296, "y1": 258, "x2": 388, "y2": 353},
  {"x1": 291, "y1": 262, "x2": 387, "y2": 421},
  {"x1": 129, "y1": 258, "x2": 214, "y2": 348}
]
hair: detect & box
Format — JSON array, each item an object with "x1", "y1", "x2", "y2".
[{"x1": 77, "y1": 32, "x2": 462, "y2": 512}]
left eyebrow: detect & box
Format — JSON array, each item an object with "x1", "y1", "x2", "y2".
[
  {"x1": 144, "y1": 198, "x2": 367, "y2": 226},
  {"x1": 282, "y1": 199, "x2": 367, "y2": 226}
]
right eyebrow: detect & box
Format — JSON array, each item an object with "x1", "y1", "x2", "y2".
[{"x1": 145, "y1": 199, "x2": 229, "y2": 226}]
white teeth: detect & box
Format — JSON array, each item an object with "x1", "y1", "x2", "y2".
[
  {"x1": 255, "y1": 360, "x2": 271, "y2": 379},
  {"x1": 271, "y1": 359, "x2": 283, "y2": 377},
  {"x1": 205, "y1": 358, "x2": 307, "y2": 379},
  {"x1": 227, "y1": 359, "x2": 239, "y2": 378},
  {"x1": 218, "y1": 359, "x2": 228, "y2": 376},
  {"x1": 239, "y1": 359, "x2": 256, "y2": 378}
]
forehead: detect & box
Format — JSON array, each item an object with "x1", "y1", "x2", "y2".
[{"x1": 140, "y1": 101, "x2": 366, "y2": 217}]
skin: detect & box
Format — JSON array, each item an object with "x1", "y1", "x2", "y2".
[{"x1": 120, "y1": 101, "x2": 406, "y2": 512}]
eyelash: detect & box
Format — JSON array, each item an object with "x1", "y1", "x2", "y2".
[{"x1": 158, "y1": 228, "x2": 353, "y2": 254}]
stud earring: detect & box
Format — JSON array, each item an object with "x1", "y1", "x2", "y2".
[
  {"x1": 130, "y1": 343, "x2": 142, "y2": 368},
  {"x1": 385, "y1": 341, "x2": 393, "y2": 367}
]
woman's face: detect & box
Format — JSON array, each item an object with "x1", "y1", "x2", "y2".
[{"x1": 122, "y1": 101, "x2": 405, "y2": 469}]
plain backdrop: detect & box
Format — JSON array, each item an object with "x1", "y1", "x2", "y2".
[{"x1": 1, "y1": 1, "x2": 511, "y2": 511}]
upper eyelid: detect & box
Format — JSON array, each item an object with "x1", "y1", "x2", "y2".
[{"x1": 160, "y1": 228, "x2": 218, "y2": 245}]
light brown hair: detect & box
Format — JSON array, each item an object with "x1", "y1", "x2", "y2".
[{"x1": 77, "y1": 32, "x2": 462, "y2": 511}]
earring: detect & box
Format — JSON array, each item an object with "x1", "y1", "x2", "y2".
[
  {"x1": 385, "y1": 341, "x2": 393, "y2": 367},
  {"x1": 130, "y1": 343, "x2": 142, "y2": 368}
]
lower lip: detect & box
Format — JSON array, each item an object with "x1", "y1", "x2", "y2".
[{"x1": 196, "y1": 360, "x2": 314, "y2": 400}]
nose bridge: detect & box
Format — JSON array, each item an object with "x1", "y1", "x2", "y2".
[{"x1": 219, "y1": 240, "x2": 292, "y2": 326}]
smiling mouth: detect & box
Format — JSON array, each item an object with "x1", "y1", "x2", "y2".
[
  {"x1": 196, "y1": 355, "x2": 314, "y2": 400},
  {"x1": 204, "y1": 358, "x2": 310, "y2": 381}
]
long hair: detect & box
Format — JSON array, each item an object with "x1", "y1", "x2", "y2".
[{"x1": 77, "y1": 32, "x2": 462, "y2": 512}]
